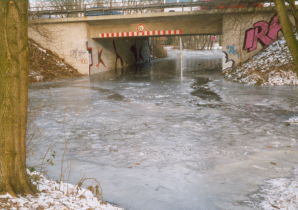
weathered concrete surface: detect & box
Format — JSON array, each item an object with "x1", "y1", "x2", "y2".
[
  {"x1": 87, "y1": 38, "x2": 150, "y2": 74},
  {"x1": 29, "y1": 7, "x2": 278, "y2": 24},
  {"x1": 29, "y1": 23, "x2": 90, "y2": 74},
  {"x1": 29, "y1": 8, "x2": 287, "y2": 74},
  {"x1": 29, "y1": 23, "x2": 150, "y2": 75},
  {"x1": 88, "y1": 15, "x2": 222, "y2": 38},
  {"x1": 222, "y1": 12, "x2": 281, "y2": 70}
]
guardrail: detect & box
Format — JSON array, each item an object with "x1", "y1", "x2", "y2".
[{"x1": 29, "y1": 0, "x2": 274, "y2": 18}]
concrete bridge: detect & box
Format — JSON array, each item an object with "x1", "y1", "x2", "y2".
[{"x1": 29, "y1": 5, "x2": 283, "y2": 75}]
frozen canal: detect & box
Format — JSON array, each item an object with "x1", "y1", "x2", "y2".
[{"x1": 28, "y1": 49, "x2": 298, "y2": 210}]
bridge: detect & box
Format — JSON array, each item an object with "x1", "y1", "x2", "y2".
[
  {"x1": 30, "y1": 0, "x2": 272, "y2": 17},
  {"x1": 29, "y1": 1, "x2": 283, "y2": 75}
]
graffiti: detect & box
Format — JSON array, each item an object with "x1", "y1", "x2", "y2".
[
  {"x1": 80, "y1": 58, "x2": 88, "y2": 64},
  {"x1": 147, "y1": 39, "x2": 151, "y2": 62},
  {"x1": 139, "y1": 46, "x2": 144, "y2": 61},
  {"x1": 70, "y1": 49, "x2": 88, "y2": 65},
  {"x1": 130, "y1": 43, "x2": 138, "y2": 62},
  {"x1": 86, "y1": 42, "x2": 93, "y2": 74},
  {"x1": 223, "y1": 51, "x2": 235, "y2": 70},
  {"x1": 113, "y1": 40, "x2": 124, "y2": 69},
  {"x1": 130, "y1": 40, "x2": 145, "y2": 63},
  {"x1": 70, "y1": 49, "x2": 87, "y2": 60},
  {"x1": 226, "y1": 45, "x2": 239, "y2": 58},
  {"x1": 244, "y1": 16, "x2": 281, "y2": 52},
  {"x1": 86, "y1": 41, "x2": 107, "y2": 73},
  {"x1": 96, "y1": 49, "x2": 106, "y2": 68}
]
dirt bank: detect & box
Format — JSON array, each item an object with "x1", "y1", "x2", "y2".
[{"x1": 29, "y1": 40, "x2": 82, "y2": 82}]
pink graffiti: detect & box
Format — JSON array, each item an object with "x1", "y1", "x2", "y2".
[{"x1": 244, "y1": 16, "x2": 281, "y2": 52}]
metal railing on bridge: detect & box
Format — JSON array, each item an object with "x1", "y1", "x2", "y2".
[{"x1": 29, "y1": 0, "x2": 274, "y2": 18}]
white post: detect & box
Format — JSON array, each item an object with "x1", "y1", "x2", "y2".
[{"x1": 179, "y1": 36, "x2": 183, "y2": 81}]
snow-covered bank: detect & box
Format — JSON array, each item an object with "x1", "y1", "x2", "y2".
[
  {"x1": 223, "y1": 38, "x2": 298, "y2": 86},
  {"x1": 0, "y1": 171, "x2": 123, "y2": 210},
  {"x1": 285, "y1": 116, "x2": 298, "y2": 125},
  {"x1": 251, "y1": 168, "x2": 298, "y2": 210}
]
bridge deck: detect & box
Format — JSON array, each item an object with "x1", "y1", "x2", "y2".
[
  {"x1": 30, "y1": 7, "x2": 278, "y2": 25},
  {"x1": 30, "y1": 0, "x2": 272, "y2": 17}
]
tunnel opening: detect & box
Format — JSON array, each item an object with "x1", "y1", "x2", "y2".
[{"x1": 88, "y1": 34, "x2": 223, "y2": 76}]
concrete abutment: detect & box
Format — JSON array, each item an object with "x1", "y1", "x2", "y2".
[
  {"x1": 29, "y1": 22, "x2": 151, "y2": 75},
  {"x1": 29, "y1": 10, "x2": 283, "y2": 75},
  {"x1": 222, "y1": 12, "x2": 281, "y2": 70}
]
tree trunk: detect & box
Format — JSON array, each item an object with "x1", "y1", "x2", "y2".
[
  {"x1": 0, "y1": 0, "x2": 35, "y2": 196},
  {"x1": 275, "y1": 0, "x2": 298, "y2": 74},
  {"x1": 286, "y1": 0, "x2": 298, "y2": 32}
]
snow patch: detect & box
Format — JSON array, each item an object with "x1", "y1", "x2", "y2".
[
  {"x1": 250, "y1": 168, "x2": 298, "y2": 210},
  {"x1": 0, "y1": 171, "x2": 123, "y2": 210},
  {"x1": 223, "y1": 37, "x2": 298, "y2": 86},
  {"x1": 285, "y1": 116, "x2": 298, "y2": 125}
]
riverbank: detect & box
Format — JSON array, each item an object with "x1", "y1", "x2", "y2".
[
  {"x1": 0, "y1": 170, "x2": 122, "y2": 210},
  {"x1": 29, "y1": 39, "x2": 82, "y2": 82},
  {"x1": 223, "y1": 37, "x2": 298, "y2": 86}
]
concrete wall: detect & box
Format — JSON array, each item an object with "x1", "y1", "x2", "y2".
[
  {"x1": 88, "y1": 15, "x2": 222, "y2": 38},
  {"x1": 29, "y1": 23, "x2": 150, "y2": 75},
  {"x1": 222, "y1": 12, "x2": 281, "y2": 70},
  {"x1": 29, "y1": 10, "x2": 284, "y2": 74},
  {"x1": 29, "y1": 22, "x2": 90, "y2": 74},
  {"x1": 87, "y1": 37, "x2": 150, "y2": 74}
]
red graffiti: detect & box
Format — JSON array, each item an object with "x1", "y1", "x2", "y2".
[
  {"x1": 96, "y1": 48, "x2": 106, "y2": 68},
  {"x1": 244, "y1": 16, "x2": 281, "y2": 52},
  {"x1": 86, "y1": 42, "x2": 93, "y2": 74},
  {"x1": 113, "y1": 40, "x2": 124, "y2": 69}
]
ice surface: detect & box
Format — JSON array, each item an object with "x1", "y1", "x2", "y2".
[{"x1": 28, "y1": 49, "x2": 298, "y2": 210}]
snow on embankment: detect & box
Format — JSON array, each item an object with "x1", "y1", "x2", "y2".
[
  {"x1": 29, "y1": 40, "x2": 82, "y2": 82},
  {"x1": 0, "y1": 171, "x2": 123, "y2": 210},
  {"x1": 223, "y1": 38, "x2": 298, "y2": 86},
  {"x1": 252, "y1": 168, "x2": 298, "y2": 210}
]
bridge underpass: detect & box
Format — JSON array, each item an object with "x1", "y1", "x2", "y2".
[{"x1": 29, "y1": 6, "x2": 281, "y2": 75}]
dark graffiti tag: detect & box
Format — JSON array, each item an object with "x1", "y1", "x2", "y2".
[
  {"x1": 113, "y1": 40, "x2": 124, "y2": 69},
  {"x1": 86, "y1": 42, "x2": 93, "y2": 74},
  {"x1": 96, "y1": 48, "x2": 106, "y2": 68},
  {"x1": 244, "y1": 16, "x2": 281, "y2": 52}
]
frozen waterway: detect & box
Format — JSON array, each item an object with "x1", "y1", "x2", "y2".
[{"x1": 28, "y1": 49, "x2": 298, "y2": 210}]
